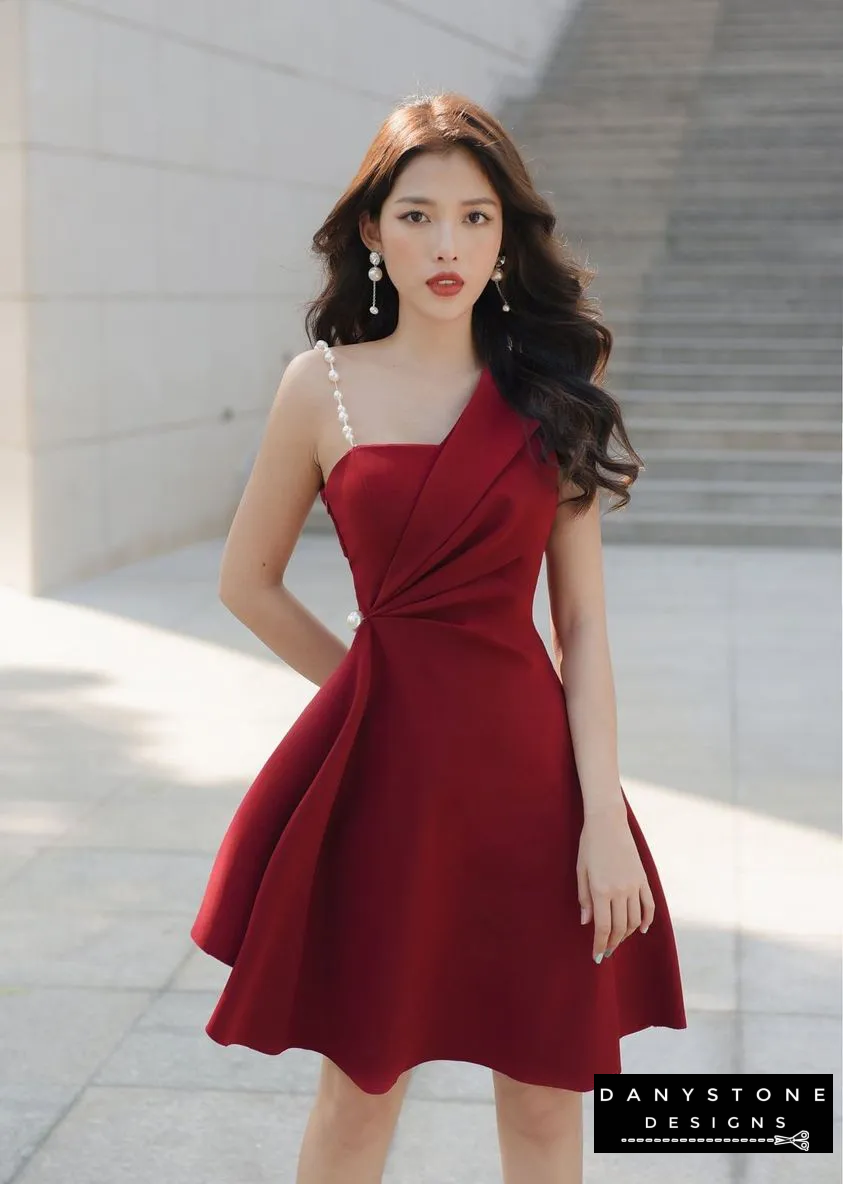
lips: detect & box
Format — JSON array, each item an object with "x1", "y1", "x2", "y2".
[{"x1": 427, "y1": 273, "x2": 464, "y2": 296}]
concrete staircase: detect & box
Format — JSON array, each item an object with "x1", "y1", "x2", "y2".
[{"x1": 503, "y1": 0, "x2": 842, "y2": 547}]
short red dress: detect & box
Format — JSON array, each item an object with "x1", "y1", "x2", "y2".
[{"x1": 190, "y1": 343, "x2": 688, "y2": 1094}]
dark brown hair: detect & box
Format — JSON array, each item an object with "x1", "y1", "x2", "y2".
[{"x1": 304, "y1": 91, "x2": 644, "y2": 514}]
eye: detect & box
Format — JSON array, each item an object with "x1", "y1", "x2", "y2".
[{"x1": 399, "y1": 210, "x2": 492, "y2": 224}]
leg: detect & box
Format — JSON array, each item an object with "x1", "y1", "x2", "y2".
[
  {"x1": 295, "y1": 1055, "x2": 413, "y2": 1184},
  {"x1": 492, "y1": 1069, "x2": 584, "y2": 1184}
]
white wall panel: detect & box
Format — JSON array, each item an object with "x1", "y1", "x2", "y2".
[
  {"x1": 28, "y1": 151, "x2": 98, "y2": 294},
  {"x1": 97, "y1": 18, "x2": 159, "y2": 160},
  {"x1": 26, "y1": 0, "x2": 98, "y2": 150},
  {"x1": 4, "y1": 0, "x2": 575, "y2": 591},
  {"x1": 29, "y1": 300, "x2": 102, "y2": 446},
  {"x1": 0, "y1": 1, "x2": 24, "y2": 147},
  {"x1": 0, "y1": 151, "x2": 25, "y2": 295},
  {"x1": 0, "y1": 301, "x2": 28, "y2": 447}
]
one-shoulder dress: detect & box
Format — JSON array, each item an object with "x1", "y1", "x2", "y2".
[{"x1": 190, "y1": 342, "x2": 688, "y2": 1094}]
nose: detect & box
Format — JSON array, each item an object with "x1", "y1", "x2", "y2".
[{"x1": 435, "y1": 224, "x2": 459, "y2": 260}]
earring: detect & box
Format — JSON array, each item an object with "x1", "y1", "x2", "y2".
[
  {"x1": 368, "y1": 250, "x2": 382, "y2": 314},
  {"x1": 491, "y1": 253, "x2": 510, "y2": 312}
]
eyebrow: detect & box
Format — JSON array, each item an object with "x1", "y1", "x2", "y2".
[{"x1": 394, "y1": 196, "x2": 499, "y2": 207}]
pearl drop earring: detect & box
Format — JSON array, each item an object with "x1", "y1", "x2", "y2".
[
  {"x1": 368, "y1": 250, "x2": 382, "y2": 314},
  {"x1": 491, "y1": 253, "x2": 510, "y2": 312}
]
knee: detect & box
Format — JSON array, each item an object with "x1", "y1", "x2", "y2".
[{"x1": 493, "y1": 1073, "x2": 582, "y2": 1145}]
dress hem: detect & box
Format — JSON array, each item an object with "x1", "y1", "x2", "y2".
[{"x1": 202, "y1": 1022, "x2": 688, "y2": 1097}]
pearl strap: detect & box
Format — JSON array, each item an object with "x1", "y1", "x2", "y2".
[
  {"x1": 315, "y1": 341, "x2": 364, "y2": 632},
  {"x1": 315, "y1": 340, "x2": 355, "y2": 447}
]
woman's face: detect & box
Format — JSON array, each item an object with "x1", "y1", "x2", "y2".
[{"x1": 360, "y1": 147, "x2": 503, "y2": 319}]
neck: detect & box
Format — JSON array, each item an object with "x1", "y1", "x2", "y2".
[{"x1": 378, "y1": 311, "x2": 481, "y2": 376}]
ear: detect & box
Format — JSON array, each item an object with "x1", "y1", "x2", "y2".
[{"x1": 359, "y1": 210, "x2": 382, "y2": 254}]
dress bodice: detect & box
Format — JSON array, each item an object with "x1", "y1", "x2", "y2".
[{"x1": 312, "y1": 341, "x2": 560, "y2": 638}]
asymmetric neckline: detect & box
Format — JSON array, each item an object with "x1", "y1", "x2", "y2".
[{"x1": 321, "y1": 363, "x2": 489, "y2": 501}]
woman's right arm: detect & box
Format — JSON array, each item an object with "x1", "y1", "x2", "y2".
[{"x1": 218, "y1": 349, "x2": 349, "y2": 688}]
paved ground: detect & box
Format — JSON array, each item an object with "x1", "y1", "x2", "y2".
[{"x1": 0, "y1": 533, "x2": 840, "y2": 1182}]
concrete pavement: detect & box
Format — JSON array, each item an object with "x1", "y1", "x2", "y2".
[{"x1": 0, "y1": 532, "x2": 840, "y2": 1182}]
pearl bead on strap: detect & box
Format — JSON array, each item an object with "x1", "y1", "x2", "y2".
[
  {"x1": 315, "y1": 340, "x2": 355, "y2": 446},
  {"x1": 316, "y1": 341, "x2": 364, "y2": 632}
]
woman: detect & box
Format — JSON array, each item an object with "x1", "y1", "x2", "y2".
[{"x1": 191, "y1": 92, "x2": 687, "y2": 1183}]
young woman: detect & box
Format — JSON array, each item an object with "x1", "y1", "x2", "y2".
[{"x1": 191, "y1": 92, "x2": 687, "y2": 1183}]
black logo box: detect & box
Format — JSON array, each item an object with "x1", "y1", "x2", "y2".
[{"x1": 593, "y1": 1073, "x2": 835, "y2": 1154}]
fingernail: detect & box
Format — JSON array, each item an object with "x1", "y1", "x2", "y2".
[
  {"x1": 580, "y1": 908, "x2": 587, "y2": 925},
  {"x1": 594, "y1": 952, "x2": 604, "y2": 964},
  {"x1": 605, "y1": 948, "x2": 614, "y2": 958},
  {"x1": 641, "y1": 925, "x2": 649, "y2": 934}
]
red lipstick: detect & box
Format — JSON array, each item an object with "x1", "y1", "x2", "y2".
[{"x1": 426, "y1": 271, "x2": 464, "y2": 297}]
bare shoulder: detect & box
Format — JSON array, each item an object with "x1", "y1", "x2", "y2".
[
  {"x1": 269, "y1": 345, "x2": 353, "y2": 457},
  {"x1": 283, "y1": 342, "x2": 377, "y2": 430},
  {"x1": 275, "y1": 346, "x2": 329, "y2": 421}
]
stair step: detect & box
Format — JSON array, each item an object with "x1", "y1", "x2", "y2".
[
  {"x1": 630, "y1": 477, "x2": 838, "y2": 492},
  {"x1": 518, "y1": 108, "x2": 843, "y2": 130},
  {"x1": 541, "y1": 148, "x2": 843, "y2": 169},
  {"x1": 606, "y1": 315, "x2": 841, "y2": 335},
  {"x1": 665, "y1": 217, "x2": 843, "y2": 233},
  {"x1": 560, "y1": 198, "x2": 843, "y2": 220},
  {"x1": 624, "y1": 417, "x2": 840, "y2": 451},
  {"x1": 555, "y1": 80, "x2": 840, "y2": 104},
  {"x1": 543, "y1": 172, "x2": 843, "y2": 199},
  {"x1": 631, "y1": 448, "x2": 840, "y2": 481},
  {"x1": 600, "y1": 511, "x2": 840, "y2": 548},
  {"x1": 526, "y1": 124, "x2": 843, "y2": 146},
  {"x1": 615, "y1": 386, "x2": 841, "y2": 399},
  {"x1": 584, "y1": 245, "x2": 842, "y2": 269},
  {"x1": 617, "y1": 394, "x2": 840, "y2": 421},
  {"x1": 637, "y1": 294, "x2": 841, "y2": 313},
  {"x1": 689, "y1": 127, "x2": 843, "y2": 148},
  {"x1": 611, "y1": 325, "x2": 841, "y2": 343},
  {"x1": 677, "y1": 178, "x2": 843, "y2": 197},
  {"x1": 657, "y1": 242, "x2": 840, "y2": 262},
  {"x1": 602, "y1": 314, "x2": 842, "y2": 337},
  {"x1": 607, "y1": 296, "x2": 840, "y2": 312},
  {"x1": 627, "y1": 262, "x2": 843, "y2": 279},
  {"x1": 630, "y1": 477, "x2": 839, "y2": 516},
  {"x1": 612, "y1": 361, "x2": 841, "y2": 377},
  {"x1": 563, "y1": 222, "x2": 843, "y2": 245},
  {"x1": 604, "y1": 291, "x2": 841, "y2": 311},
  {"x1": 611, "y1": 334, "x2": 843, "y2": 351},
  {"x1": 611, "y1": 364, "x2": 839, "y2": 393},
  {"x1": 676, "y1": 168, "x2": 843, "y2": 186},
  {"x1": 616, "y1": 376, "x2": 839, "y2": 393},
  {"x1": 700, "y1": 98, "x2": 842, "y2": 119},
  {"x1": 611, "y1": 345, "x2": 841, "y2": 368}
]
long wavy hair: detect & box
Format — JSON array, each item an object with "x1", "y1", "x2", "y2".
[{"x1": 303, "y1": 91, "x2": 644, "y2": 515}]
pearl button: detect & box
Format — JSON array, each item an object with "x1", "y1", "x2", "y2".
[{"x1": 347, "y1": 609, "x2": 363, "y2": 630}]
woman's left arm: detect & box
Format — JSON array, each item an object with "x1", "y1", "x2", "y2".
[{"x1": 545, "y1": 479, "x2": 655, "y2": 960}]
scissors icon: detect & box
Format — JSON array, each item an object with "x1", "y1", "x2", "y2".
[{"x1": 772, "y1": 1130, "x2": 809, "y2": 1151}]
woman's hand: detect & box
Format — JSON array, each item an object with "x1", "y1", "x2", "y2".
[{"x1": 576, "y1": 801, "x2": 655, "y2": 963}]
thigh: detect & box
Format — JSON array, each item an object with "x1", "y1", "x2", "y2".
[{"x1": 317, "y1": 1056, "x2": 414, "y2": 1127}]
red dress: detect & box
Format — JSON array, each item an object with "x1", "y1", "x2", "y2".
[{"x1": 190, "y1": 350, "x2": 687, "y2": 1094}]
